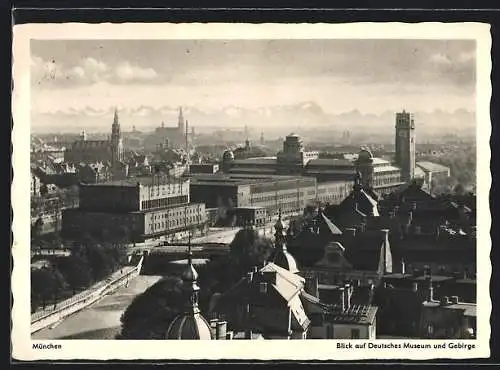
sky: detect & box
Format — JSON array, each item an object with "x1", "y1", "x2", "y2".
[{"x1": 31, "y1": 39, "x2": 476, "y2": 115}]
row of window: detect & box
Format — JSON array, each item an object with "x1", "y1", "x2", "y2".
[
  {"x1": 151, "y1": 205, "x2": 201, "y2": 221},
  {"x1": 373, "y1": 175, "x2": 401, "y2": 187},
  {"x1": 149, "y1": 215, "x2": 203, "y2": 232},
  {"x1": 141, "y1": 195, "x2": 188, "y2": 210}
]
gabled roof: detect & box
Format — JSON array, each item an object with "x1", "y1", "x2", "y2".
[
  {"x1": 260, "y1": 263, "x2": 305, "y2": 302},
  {"x1": 320, "y1": 213, "x2": 343, "y2": 235}
]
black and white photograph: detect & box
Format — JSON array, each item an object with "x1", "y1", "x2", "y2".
[{"x1": 12, "y1": 22, "x2": 491, "y2": 360}]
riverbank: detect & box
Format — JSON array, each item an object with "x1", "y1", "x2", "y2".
[{"x1": 32, "y1": 275, "x2": 162, "y2": 340}]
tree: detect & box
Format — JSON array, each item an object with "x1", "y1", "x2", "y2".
[
  {"x1": 118, "y1": 277, "x2": 183, "y2": 339},
  {"x1": 55, "y1": 254, "x2": 93, "y2": 294},
  {"x1": 84, "y1": 244, "x2": 114, "y2": 281},
  {"x1": 197, "y1": 228, "x2": 275, "y2": 309},
  {"x1": 31, "y1": 267, "x2": 68, "y2": 310}
]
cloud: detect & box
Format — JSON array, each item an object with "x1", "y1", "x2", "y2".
[
  {"x1": 31, "y1": 55, "x2": 159, "y2": 88},
  {"x1": 430, "y1": 53, "x2": 453, "y2": 65},
  {"x1": 115, "y1": 61, "x2": 157, "y2": 81}
]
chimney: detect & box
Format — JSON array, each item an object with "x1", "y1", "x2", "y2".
[
  {"x1": 225, "y1": 331, "x2": 234, "y2": 340},
  {"x1": 338, "y1": 287, "x2": 346, "y2": 312},
  {"x1": 401, "y1": 259, "x2": 406, "y2": 275},
  {"x1": 380, "y1": 229, "x2": 392, "y2": 274},
  {"x1": 209, "y1": 319, "x2": 218, "y2": 339},
  {"x1": 346, "y1": 283, "x2": 353, "y2": 309},
  {"x1": 412, "y1": 282, "x2": 418, "y2": 292},
  {"x1": 440, "y1": 296, "x2": 450, "y2": 306},
  {"x1": 245, "y1": 329, "x2": 253, "y2": 340},
  {"x1": 450, "y1": 296, "x2": 459, "y2": 304},
  {"x1": 216, "y1": 320, "x2": 227, "y2": 340},
  {"x1": 426, "y1": 277, "x2": 434, "y2": 302},
  {"x1": 246, "y1": 272, "x2": 254, "y2": 283}
]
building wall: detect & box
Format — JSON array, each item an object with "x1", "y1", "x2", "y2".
[
  {"x1": 144, "y1": 203, "x2": 207, "y2": 238},
  {"x1": 317, "y1": 181, "x2": 352, "y2": 205},
  {"x1": 64, "y1": 141, "x2": 113, "y2": 164},
  {"x1": 62, "y1": 209, "x2": 143, "y2": 241},
  {"x1": 78, "y1": 179, "x2": 190, "y2": 212},
  {"x1": 138, "y1": 179, "x2": 190, "y2": 210},
  {"x1": 190, "y1": 184, "x2": 240, "y2": 208},
  {"x1": 372, "y1": 170, "x2": 401, "y2": 189},
  {"x1": 419, "y1": 306, "x2": 473, "y2": 339},
  {"x1": 248, "y1": 179, "x2": 317, "y2": 216},
  {"x1": 62, "y1": 203, "x2": 207, "y2": 243},
  {"x1": 308, "y1": 322, "x2": 373, "y2": 339},
  {"x1": 79, "y1": 184, "x2": 141, "y2": 212}
]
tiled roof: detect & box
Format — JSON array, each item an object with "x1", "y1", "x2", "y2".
[{"x1": 324, "y1": 304, "x2": 378, "y2": 325}]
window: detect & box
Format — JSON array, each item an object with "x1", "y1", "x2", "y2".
[{"x1": 351, "y1": 328, "x2": 360, "y2": 339}]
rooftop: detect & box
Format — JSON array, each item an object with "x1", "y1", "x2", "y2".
[
  {"x1": 82, "y1": 175, "x2": 189, "y2": 187},
  {"x1": 416, "y1": 161, "x2": 451, "y2": 173},
  {"x1": 190, "y1": 173, "x2": 312, "y2": 187},
  {"x1": 422, "y1": 301, "x2": 476, "y2": 317},
  {"x1": 325, "y1": 304, "x2": 378, "y2": 325},
  {"x1": 307, "y1": 158, "x2": 354, "y2": 167}
]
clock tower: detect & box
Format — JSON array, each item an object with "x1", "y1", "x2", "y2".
[{"x1": 395, "y1": 110, "x2": 416, "y2": 182}]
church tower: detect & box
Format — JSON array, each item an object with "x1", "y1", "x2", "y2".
[
  {"x1": 111, "y1": 108, "x2": 124, "y2": 167},
  {"x1": 395, "y1": 110, "x2": 416, "y2": 182},
  {"x1": 178, "y1": 107, "x2": 185, "y2": 135}
]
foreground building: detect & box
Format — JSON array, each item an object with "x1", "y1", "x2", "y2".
[{"x1": 62, "y1": 174, "x2": 207, "y2": 243}]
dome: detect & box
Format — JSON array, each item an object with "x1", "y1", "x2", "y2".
[
  {"x1": 165, "y1": 313, "x2": 212, "y2": 340},
  {"x1": 357, "y1": 148, "x2": 374, "y2": 161},
  {"x1": 273, "y1": 248, "x2": 299, "y2": 274},
  {"x1": 222, "y1": 149, "x2": 235, "y2": 161},
  {"x1": 165, "y1": 244, "x2": 212, "y2": 340}
]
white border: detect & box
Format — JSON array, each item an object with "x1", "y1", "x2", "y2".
[{"x1": 12, "y1": 22, "x2": 492, "y2": 360}]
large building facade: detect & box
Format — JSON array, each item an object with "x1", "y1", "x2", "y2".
[
  {"x1": 64, "y1": 109, "x2": 124, "y2": 166},
  {"x1": 62, "y1": 175, "x2": 207, "y2": 243},
  {"x1": 189, "y1": 173, "x2": 318, "y2": 218}
]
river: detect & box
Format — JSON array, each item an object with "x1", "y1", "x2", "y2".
[{"x1": 32, "y1": 275, "x2": 163, "y2": 340}]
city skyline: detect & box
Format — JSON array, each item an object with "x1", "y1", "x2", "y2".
[{"x1": 31, "y1": 39, "x2": 476, "y2": 122}]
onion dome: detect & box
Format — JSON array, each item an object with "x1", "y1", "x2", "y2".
[
  {"x1": 272, "y1": 209, "x2": 299, "y2": 274},
  {"x1": 165, "y1": 239, "x2": 212, "y2": 340}
]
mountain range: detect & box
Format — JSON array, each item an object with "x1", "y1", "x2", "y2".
[{"x1": 31, "y1": 102, "x2": 476, "y2": 138}]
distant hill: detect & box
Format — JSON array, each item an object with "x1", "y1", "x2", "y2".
[{"x1": 31, "y1": 103, "x2": 476, "y2": 139}]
